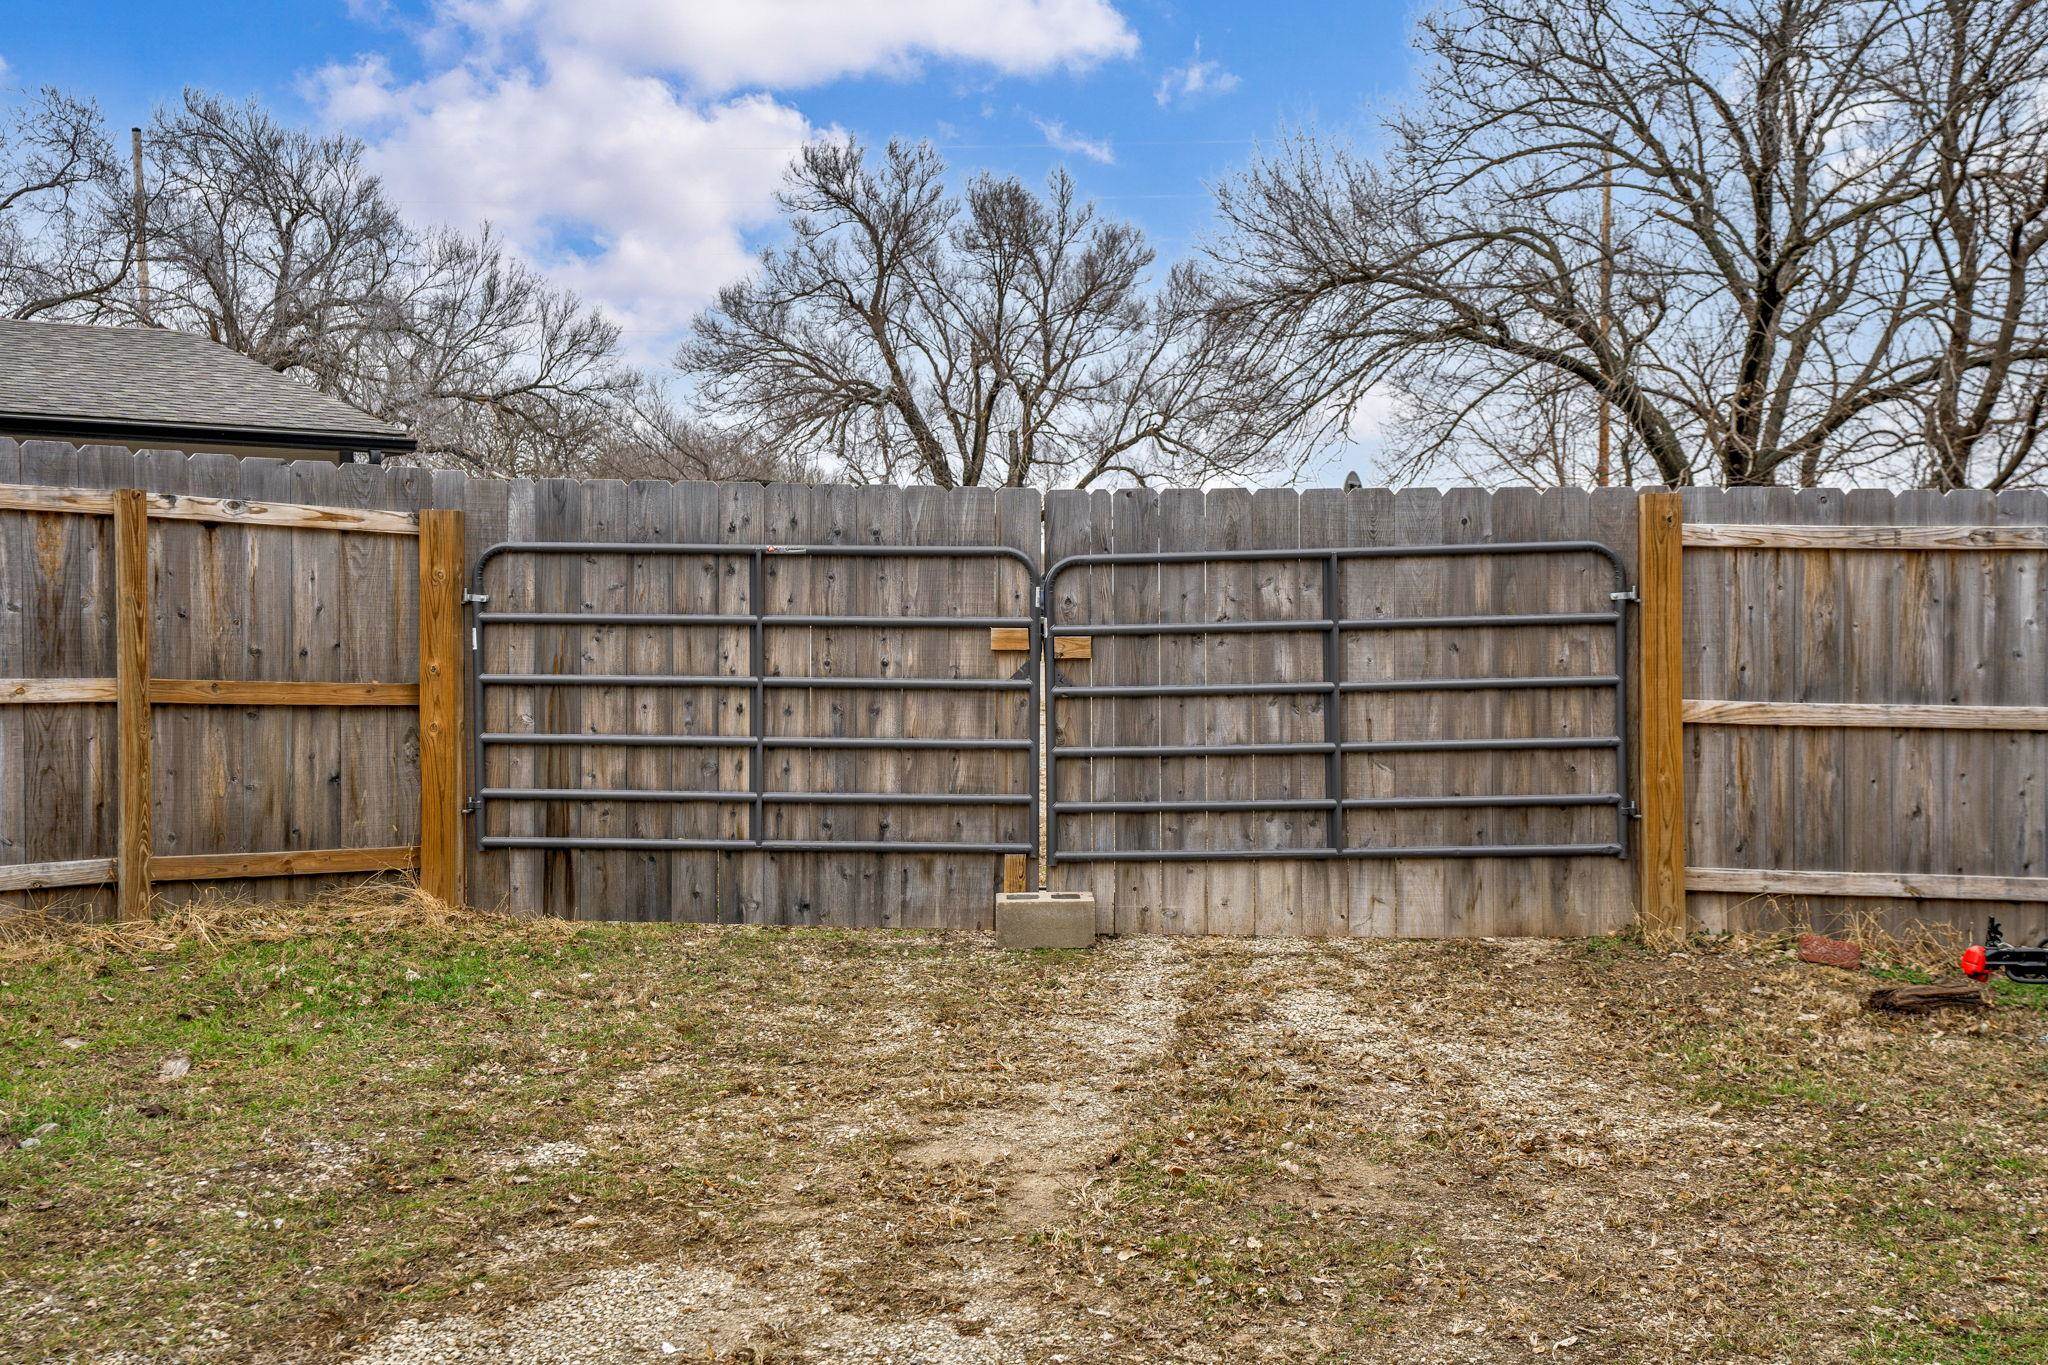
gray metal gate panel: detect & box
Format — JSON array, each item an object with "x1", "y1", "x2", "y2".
[
  {"x1": 467, "y1": 542, "x2": 1041, "y2": 859},
  {"x1": 1042, "y1": 541, "x2": 1632, "y2": 865}
]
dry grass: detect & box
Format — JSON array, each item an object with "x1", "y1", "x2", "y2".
[
  {"x1": 0, "y1": 883, "x2": 570, "y2": 963},
  {"x1": 3, "y1": 896, "x2": 2045, "y2": 1363}
]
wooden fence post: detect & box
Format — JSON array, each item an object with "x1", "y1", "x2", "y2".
[
  {"x1": 1637, "y1": 491, "x2": 1687, "y2": 945},
  {"x1": 418, "y1": 509, "x2": 465, "y2": 906},
  {"x1": 113, "y1": 488, "x2": 152, "y2": 922}
]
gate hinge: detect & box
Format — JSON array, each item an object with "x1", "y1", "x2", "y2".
[
  {"x1": 463, "y1": 592, "x2": 489, "y2": 605},
  {"x1": 1623, "y1": 801, "x2": 1642, "y2": 820},
  {"x1": 461, "y1": 798, "x2": 479, "y2": 816},
  {"x1": 1610, "y1": 589, "x2": 1639, "y2": 603}
]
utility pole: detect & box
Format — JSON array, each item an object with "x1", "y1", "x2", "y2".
[
  {"x1": 131, "y1": 127, "x2": 151, "y2": 325},
  {"x1": 1594, "y1": 158, "x2": 1613, "y2": 488}
]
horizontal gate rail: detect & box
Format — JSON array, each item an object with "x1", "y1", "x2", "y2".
[
  {"x1": 1345, "y1": 735, "x2": 1620, "y2": 753},
  {"x1": 1056, "y1": 735, "x2": 1621, "y2": 759},
  {"x1": 1051, "y1": 675, "x2": 1619, "y2": 698},
  {"x1": 468, "y1": 542, "x2": 1040, "y2": 859},
  {"x1": 1043, "y1": 541, "x2": 1631, "y2": 866},
  {"x1": 476, "y1": 612, "x2": 1028, "y2": 629},
  {"x1": 1065, "y1": 844, "x2": 1623, "y2": 862},
  {"x1": 1049, "y1": 610, "x2": 1623, "y2": 636},
  {"x1": 1342, "y1": 792, "x2": 1621, "y2": 809},
  {"x1": 478, "y1": 787, "x2": 1035, "y2": 806},
  {"x1": 479, "y1": 733, "x2": 1033, "y2": 750},
  {"x1": 478, "y1": 673, "x2": 1030, "y2": 691},
  {"x1": 478, "y1": 836, "x2": 1034, "y2": 854}
]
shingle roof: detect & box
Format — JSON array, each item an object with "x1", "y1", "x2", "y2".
[{"x1": 0, "y1": 319, "x2": 413, "y2": 449}]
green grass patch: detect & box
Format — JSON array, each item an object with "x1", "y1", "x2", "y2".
[{"x1": 0, "y1": 902, "x2": 1106, "y2": 1358}]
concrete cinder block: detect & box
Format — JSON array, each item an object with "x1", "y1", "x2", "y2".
[{"x1": 995, "y1": 891, "x2": 1097, "y2": 950}]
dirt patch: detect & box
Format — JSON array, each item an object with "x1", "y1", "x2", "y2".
[
  {"x1": 7, "y1": 907, "x2": 2047, "y2": 1363},
  {"x1": 350, "y1": 936, "x2": 1189, "y2": 1364},
  {"x1": 1295, "y1": 1153, "x2": 1445, "y2": 1220},
  {"x1": 894, "y1": 936, "x2": 1182, "y2": 1227}
]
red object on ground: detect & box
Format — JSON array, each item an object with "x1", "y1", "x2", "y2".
[
  {"x1": 1797, "y1": 934, "x2": 1863, "y2": 970},
  {"x1": 1961, "y1": 945, "x2": 1989, "y2": 982}
]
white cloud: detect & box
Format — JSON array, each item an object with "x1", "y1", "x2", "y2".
[
  {"x1": 448, "y1": 0, "x2": 1137, "y2": 93},
  {"x1": 1155, "y1": 41, "x2": 1239, "y2": 107},
  {"x1": 1033, "y1": 116, "x2": 1115, "y2": 164},
  {"x1": 313, "y1": 1, "x2": 1140, "y2": 360},
  {"x1": 314, "y1": 53, "x2": 808, "y2": 351}
]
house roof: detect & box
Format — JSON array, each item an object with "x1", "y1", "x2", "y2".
[{"x1": 0, "y1": 319, "x2": 415, "y2": 452}]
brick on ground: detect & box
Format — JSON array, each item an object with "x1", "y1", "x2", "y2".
[{"x1": 1796, "y1": 934, "x2": 1862, "y2": 971}]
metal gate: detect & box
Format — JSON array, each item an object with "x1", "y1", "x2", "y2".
[
  {"x1": 464, "y1": 537, "x2": 1630, "y2": 877},
  {"x1": 1042, "y1": 541, "x2": 1633, "y2": 866},
  {"x1": 466, "y1": 542, "x2": 1041, "y2": 861}
]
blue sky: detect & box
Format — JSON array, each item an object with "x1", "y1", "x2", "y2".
[{"x1": 2, "y1": 0, "x2": 1423, "y2": 481}]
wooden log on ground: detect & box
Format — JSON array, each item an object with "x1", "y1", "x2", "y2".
[{"x1": 1864, "y1": 979, "x2": 1989, "y2": 1014}]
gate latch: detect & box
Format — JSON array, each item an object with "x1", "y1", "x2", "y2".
[{"x1": 1610, "y1": 589, "x2": 1639, "y2": 602}]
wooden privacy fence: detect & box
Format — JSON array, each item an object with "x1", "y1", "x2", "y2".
[
  {"x1": 1041, "y1": 485, "x2": 1640, "y2": 938},
  {"x1": 3, "y1": 440, "x2": 2045, "y2": 942},
  {"x1": 1649, "y1": 485, "x2": 2048, "y2": 944},
  {"x1": 467, "y1": 536, "x2": 1042, "y2": 917},
  {"x1": 464, "y1": 479, "x2": 1043, "y2": 925},
  {"x1": 0, "y1": 479, "x2": 465, "y2": 917}
]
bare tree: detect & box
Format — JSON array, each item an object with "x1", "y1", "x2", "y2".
[
  {"x1": 1208, "y1": 0, "x2": 2048, "y2": 487},
  {"x1": 1380, "y1": 362, "x2": 1652, "y2": 487},
  {"x1": 333, "y1": 227, "x2": 639, "y2": 477},
  {"x1": 588, "y1": 380, "x2": 821, "y2": 484},
  {"x1": 114, "y1": 91, "x2": 410, "y2": 380},
  {"x1": 67, "y1": 91, "x2": 642, "y2": 479},
  {"x1": 681, "y1": 139, "x2": 1316, "y2": 488},
  {"x1": 1899, "y1": 0, "x2": 2048, "y2": 488},
  {"x1": 0, "y1": 86, "x2": 132, "y2": 319}
]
